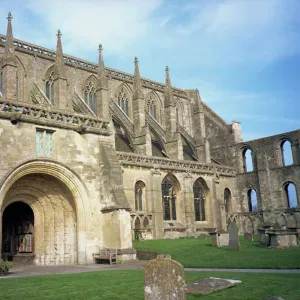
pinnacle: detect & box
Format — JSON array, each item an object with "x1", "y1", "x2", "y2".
[
  {"x1": 7, "y1": 12, "x2": 12, "y2": 21},
  {"x1": 99, "y1": 44, "x2": 103, "y2": 51},
  {"x1": 57, "y1": 29, "x2": 62, "y2": 38}
]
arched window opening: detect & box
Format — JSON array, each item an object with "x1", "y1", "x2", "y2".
[
  {"x1": 175, "y1": 99, "x2": 183, "y2": 125},
  {"x1": 46, "y1": 71, "x2": 55, "y2": 105},
  {"x1": 113, "y1": 121, "x2": 134, "y2": 153},
  {"x1": 143, "y1": 217, "x2": 150, "y2": 227},
  {"x1": 0, "y1": 71, "x2": 3, "y2": 96},
  {"x1": 84, "y1": 81, "x2": 97, "y2": 114},
  {"x1": 162, "y1": 177, "x2": 177, "y2": 221},
  {"x1": 248, "y1": 189, "x2": 258, "y2": 212},
  {"x1": 224, "y1": 188, "x2": 231, "y2": 213},
  {"x1": 135, "y1": 181, "x2": 145, "y2": 211},
  {"x1": 193, "y1": 180, "x2": 206, "y2": 221},
  {"x1": 284, "y1": 183, "x2": 298, "y2": 208},
  {"x1": 281, "y1": 140, "x2": 293, "y2": 166},
  {"x1": 147, "y1": 94, "x2": 157, "y2": 120},
  {"x1": 243, "y1": 148, "x2": 253, "y2": 172},
  {"x1": 117, "y1": 87, "x2": 129, "y2": 116}
]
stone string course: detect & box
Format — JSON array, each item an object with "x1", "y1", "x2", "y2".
[{"x1": 117, "y1": 151, "x2": 236, "y2": 176}]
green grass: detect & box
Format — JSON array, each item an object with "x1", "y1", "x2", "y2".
[
  {"x1": 1, "y1": 270, "x2": 300, "y2": 300},
  {"x1": 133, "y1": 237, "x2": 300, "y2": 269}
]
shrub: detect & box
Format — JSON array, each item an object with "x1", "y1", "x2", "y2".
[{"x1": 0, "y1": 259, "x2": 13, "y2": 275}]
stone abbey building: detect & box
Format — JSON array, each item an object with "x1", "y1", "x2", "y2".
[{"x1": 0, "y1": 14, "x2": 299, "y2": 265}]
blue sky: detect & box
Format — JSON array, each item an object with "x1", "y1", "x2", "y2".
[{"x1": 1, "y1": 0, "x2": 300, "y2": 141}]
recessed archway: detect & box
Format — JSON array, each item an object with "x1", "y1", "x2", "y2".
[{"x1": 2, "y1": 173, "x2": 77, "y2": 265}]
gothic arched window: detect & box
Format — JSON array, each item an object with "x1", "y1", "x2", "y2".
[
  {"x1": 117, "y1": 87, "x2": 129, "y2": 116},
  {"x1": 84, "y1": 81, "x2": 97, "y2": 114},
  {"x1": 46, "y1": 71, "x2": 55, "y2": 106},
  {"x1": 135, "y1": 181, "x2": 145, "y2": 211},
  {"x1": 248, "y1": 189, "x2": 258, "y2": 212},
  {"x1": 193, "y1": 181, "x2": 206, "y2": 221},
  {"x1": 280, "y1": 140, "x2": 293, "y2": 166},
  {"x1": 284, "y1": 182, "x2": 298, "y2": 208},
  {"x1": 242, "y1": 148, "x2": 254, "y2": 172},
  {"x1": 0, "y1": 71, "x2": 3, "y2": 96},
  {"x1": 224, "y1": 188, "x2": 231, "y2": 213},
  {"x1": 162, "y1": 178, "x2": 177, "y2": 221},
  {"x1": 147, "y1": 94, "x2": 157, "y2": 120}
]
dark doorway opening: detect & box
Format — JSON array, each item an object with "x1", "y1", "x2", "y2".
[{"x1": 2, "y1": 202, "x2": 34, "y2": 261}]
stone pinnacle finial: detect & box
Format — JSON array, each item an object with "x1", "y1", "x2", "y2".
[
  {"x1": 99, "y1": 44, "x2": 103, "y2": 51},
  {"x1": 165, "y1": 66, "x2": 169, "y2": 72},
  {"x1": 7, "y1": 12, "x2": 12, "y2": 21},
  {"x1": 164, "y1": 65, "x2": 173, "y2": 107},
  {"x1": 133, "y1": 56, "x2": 143, "y2": 99},
  {"x1": 4, "y1": 11, "x2": 15, "y2": 59},
  {"x1": 57, "y1": 29, "x2": 62, "y2": 38},
  {"x1": 54, "y1": 29, "x2": 66, "y2": 78}
]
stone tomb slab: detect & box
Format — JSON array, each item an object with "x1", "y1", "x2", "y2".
[
  {"x1": 185, "y1": 277, "x2": 241, "y2": 295},
  {"x1": 144, "y1": 255, "x2": 186, "y2": 300}
]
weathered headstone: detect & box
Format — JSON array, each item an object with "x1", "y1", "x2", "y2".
[
  {"x1": 228, "y1": 223, "x2": 240, "y2": 251},
  {"x1": 199, "y1": 233, "x2": 208, "y2": 240},
  {"x1": 144, "y1": 255, "x2": 186, "y2": 300},
  {"x1": 244, "y1": 232, "x2": 253, "y2": 241}
]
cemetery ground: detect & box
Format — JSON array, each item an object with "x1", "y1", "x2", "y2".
[
  {"x1": 1, "y1": 270, "x2": 300, "y2": 299},
  {"x1": 133, "y1": 236, "x2": 300, "y2": 269}
]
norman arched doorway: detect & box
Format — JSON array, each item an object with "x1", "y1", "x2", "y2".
[{"x1": 1, "y1": 173, "x2": 78, "y2": 265}]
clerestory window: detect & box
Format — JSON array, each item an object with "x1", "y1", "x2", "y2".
[
  {"x1": 147, "y1": 95, "x2": 157, "y2": 120},
  {"x1": 46, "y1": 71, "x2": 55, "y2": 106},
  {"x1": 117, "y1": 87, "x2": 129, "y2": 116},
  {"x1": 84, "y1": 81, "x2": 97, "y2": 114}
]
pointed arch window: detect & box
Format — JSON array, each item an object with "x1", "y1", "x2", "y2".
[
  {"x1": 117, "y1": 87, "x2": 129, "y2": 116},
  {"x1": 242, "y1": 148, "x2": 254, "y2": 172},
  {"x1": 147, "y1": 94, "x2": 157, "y2": 120},
  {"x1": 280, "y1": 140, "x2": 293, "y2": 166},
  {"x1": 224, "y1": 188, "x2": 231, "y2": 213},
  {"x1": 194, "y1": 183, "x2": 206, "y2": 221},
  {"x1": 84, "y1": 81, "x2": 97, "y2": 114},
  {"x1": 135, "y1": 181, "x2": 145, "y2": 211},
  {"x1": 248, "y1": 189, "x2": 258, "y2": 212},
  {"x1": 162, "y1": 179, "x2": 177, "y2": 221},
  {"x1": 46, "y1": 71, "x2": 55, "y2": 106},
  {"x1": 284, "y1": 182, "x2": 298, "y2": 208},
  {"x1": 0, "y1": 71, "x2": 3, "y2": 97}
]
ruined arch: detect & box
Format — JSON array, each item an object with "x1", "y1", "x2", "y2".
[
  {"x1": 277, "y1": 136, "x2": 294, "y2": 166},
  {"x1": 0, "y1": 160, "x2": 91, "y2": 265},
  {"x1": 283, "y1": 181, "x2": 299, "y2": 208},
  {"x1": 241, "y1": 145, "x2": 255, "y2": 173},
  {"x1": 277, "y1": 214, "x2": 287, "y2": 228}
]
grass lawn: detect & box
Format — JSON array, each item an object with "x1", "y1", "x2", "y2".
[
  {"x1": 1, "y1": 270, "x2": 300, "y2": 300},
  {"x1": 133, "y1": 237, "x2": 300, "y2": 269}
]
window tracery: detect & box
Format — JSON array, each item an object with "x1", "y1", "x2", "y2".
[
  {"x1": 162, "y1": 179, "x2": 177, "y2": 221},
  {"x1": 84, "y1": 81, "x2": 97, "y2": 114},
  {"x1": 46, "y1": 71, "x2": 55, "y2": 105},
  {"x1": 194, "y1": 183, "x2": 206, "y2": 221},
  {"x1": 117, "y1": 87, "x2": 129, "y2": 116},
  {"x1": 147, "y1": 94, "x2": 157, "y2": 120}
]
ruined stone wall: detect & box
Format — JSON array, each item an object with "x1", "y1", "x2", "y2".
[{"x1": 234, "y1": 130, "x2": 300, "y2": 232}]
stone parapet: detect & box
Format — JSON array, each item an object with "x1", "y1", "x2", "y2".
[
  {"x1": 0, "y1": 34, "x2": 188, "y2": 99},
  {"x1": 0, "y1": 98, "x2": 111, "y2": 135}
]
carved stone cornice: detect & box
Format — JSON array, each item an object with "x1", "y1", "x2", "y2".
[
  {"x1": 0, "y1": 98, "x2": 111, "y2": 135},
  {"x1": 0, "y1": 34, "x2": 188, "y2": 99},
  {"x1": 117, "y1": 151, "x2": 236, "y2": 176}
]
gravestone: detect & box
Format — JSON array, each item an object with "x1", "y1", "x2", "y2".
[
  {"x1": 228, "y1": 222, "x2": 240, "y2": 251},
  {"x1": 244, "y1": 232, "x2": 253, "y2": 241},
  {"x1": 144, "y1": 254, "x2": 186, "y2": 300},
  {"x1": 199, "y1": 233, "x2": 208, "y2": 240}
]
